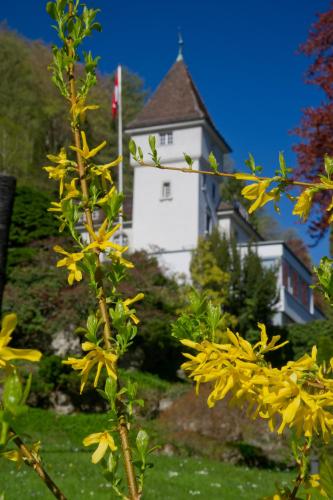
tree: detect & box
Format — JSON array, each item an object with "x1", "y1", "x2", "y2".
[
  {"x1": 190, "y1": 237, "x2": 231, "y2": 304},
  {"x1": 293, "y1": 3, "x2": 333, "y2": 248},
  {"x1": 190, "y1": 229, "x2": 278, "y2": 337},
  {"x1": 0, "y1": 27, "x2": 146, "y2": 193}
]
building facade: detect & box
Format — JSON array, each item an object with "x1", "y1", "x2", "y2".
[{"x1": 108, "y1": 54, "x2": 324, "y2": 325}]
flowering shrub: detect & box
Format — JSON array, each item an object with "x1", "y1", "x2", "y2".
[
  {"x1": 129, "y1": 141, "x2": 333, "y2": 498},
  {"x1": 1, "y1": 0, "x2": 333, "y2": 498}
]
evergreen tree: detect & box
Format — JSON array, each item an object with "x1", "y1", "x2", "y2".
[
  {"x1": 190, "y1": 230, "x2": 278, "y2": 337},
  {"x1": 190, "y1": 237, "x2": 230, "y2": 305}
]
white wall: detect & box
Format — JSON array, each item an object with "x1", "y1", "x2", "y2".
[
  {"x1": 130, "y1": 125, "x2": 203, "y2": 254},
  {"x1": 129, "y1": 125, "x2": 203, "y2": 165},
  {"x1": 153, "y1": 249, "x2": 194, "y2": 279}
]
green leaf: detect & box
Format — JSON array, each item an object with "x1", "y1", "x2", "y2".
[
  {"x1": 107, "y1": 452, "x2": 118, "y2": 473},
  {"x1": 320, "y1": 455, "x2": 333, "y2": 498},
  {"x1": 148, "y1": 135, "x2": 156, "y2": 153},
  {"x1": 129, "y1": 139, "x2": 137, "y2": 158},
  {"x1": 208, "y1": 152, "x2": 218, "y2": 173},
  {"x1": 278, "y1": 151, "x2": 287, "y2": 177},
  {"x1": 136, "y1": 430, "x2": 149, "y2": 458},
  {"x1": 245, "y1": 153, "x2": 256, "y2": 173},
  {"x1": 58, "y1": 0, "x2": 67, "y2": 12},
  {"x1": 86, "y1": 314, "x2": 101, "y2": 341},
  {"x1": 96, "y1": 389, "x2": 108, "y2": 401},
  {"x1": 324, "y1": 155, "x2": 333, "y2": 179},
  {"x1": 105, "y1": 377, "x2": 117, "y2": 402},
  {"x1": 206, "y1": 302, "x2": 221, "y2": 340},
  {"x1": 183, "y1": 153, "x2": 193, "y2": 168},
  {"x1": 90, "y1": 22, "x2": 102, "y2": 33},
  {"x1": 21, "y1": 373, "x2": 32, "y2": 406},
  {"x1": 138, "y1": 146, "x2": 143, "y2": 161},
  {"x1": 46, "y1": 1, "x2": 57, "y2": 19},
  {"x1": 313, "y1": 257, "x2": 333, "y2": 305},
  {"x1": 3, "y1": 371, "x2": 23, "y2": 415}
]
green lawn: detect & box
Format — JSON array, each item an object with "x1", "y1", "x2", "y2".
[{"x1": 0, "y1": 409, "x2": 309, "y2": 499}]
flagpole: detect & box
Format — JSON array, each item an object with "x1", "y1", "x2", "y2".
[{"x1": 117, "y1": 65, "x2": 123, "y2": 246}]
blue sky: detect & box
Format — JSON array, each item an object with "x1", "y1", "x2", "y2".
[{"x1": 2, "y1": 0, "x2": 331, "y2": 262}]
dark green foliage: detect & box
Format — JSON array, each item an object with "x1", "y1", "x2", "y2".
[
  {"x1": 287, "y1": 319, "x2": 333, "y2": 363},
  {"x1": 238, "y1": 249, "x2": 277, "y2": 333},
  {"x1": 5, "y1": 186, "x2": 61, "y2": 300},
  {"x1": 0, "y1": 174, "x2": 16, "y2": 310},
  {"x1": 3, "y1": 237, "x2": 84, "y2": 352},
  {"x1": 119, "y1": 251, "x2": 182, "y2": 380},
  {"x1": 3, "y1": 243, "x2": 181, "y2": 381},
  {"x1": 9, "y1": 186, "x2": 59, "y2": 246}
]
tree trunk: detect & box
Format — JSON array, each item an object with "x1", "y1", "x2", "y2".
[{"x1": 0, "y1": 174, "x2": 16, "y2": 312}]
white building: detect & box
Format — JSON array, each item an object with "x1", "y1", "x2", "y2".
[
  {"x1": 123, "y1": 52, "x2": 324, "y2": 325},
  {"x1": 126, "y1": 53, "x2": 230, "y2": 277}
]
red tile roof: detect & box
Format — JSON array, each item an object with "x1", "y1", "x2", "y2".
[{"x1": 127, "y1": 59, "x2": 231, "y2": 151}]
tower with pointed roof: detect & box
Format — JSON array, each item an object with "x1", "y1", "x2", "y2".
[
  {"x1": 126, "y1": 51, "x2": 231, "y2": 276},
  {"x1": 116, "y1": 47, "x2": 326, "y2": 323}
]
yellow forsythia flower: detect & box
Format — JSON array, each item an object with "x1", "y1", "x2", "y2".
[
  {"x1": 181, "y1": 325, "x2": 333, "y2": 442},
  {"x1": 97, "y1": 186, "x2": 116, "y2": 205},
  {"x1": 0, "y1": 314, "x2": 41, "y2": 369},
  {"x1": 53, "y1": 245, "x2": 85, "y2": 285},
  {"x1": 307, "y1": 474, "x2": 328, "y2": 497},
  {"x1": 43, "y1": 148, "x2": 74, "y2": 195},
  {"x1": 241, "y1": 179, "x2": 277, "y2": 213},
  {"x1": 91, "y1": 156, "x2": 122, "y2": 183},
  {"x1": 83, "y1": 431, "x2": 117, "y2": 464},
  {"x1": 63, "y1": 342, "x2": 117, "y2": 393},
  {"x1": 326, "y1": 196, "x2": 333, "y2": 224},
  {"x1": 1, "y1": 441, "x2": 41, "y2": 469},
  {"x1": 292, "y1": 188, "x2": 314, "y2": 221},
  {"x1": 123, "y1": 293, "x2": 144, "y2": 324},
  {"x1": 70, "y1": 130, "x2": 106, "y2": 160},
  {"x1": 62, "y1": 178, "x2": 80, "y2": 201},
  {"x1": 84, "y1": 219, "x2": 124, "y2": 253},
  {"x1": 71, "y1": 97, "x2": 99, "y2": 122}
]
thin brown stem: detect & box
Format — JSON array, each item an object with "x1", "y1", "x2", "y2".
[
  {"x1": 290, "y1": 473, "x2": 304, "y2": 499},
  {"x1": 10, "y1": 428, "x2": 67, "y2": 500},
  {"x1": 289, "y1": 440, "x2": 311, "y2": 499},
  {"x1": 118, "y1": 415, "x2": 140, "y2": 500},
  {"x1": 66, "y1": 4, "x2": 111, "y2": 350},
  {"x1": 65, "y1": 3, "x2": 139, "y2": 497},
  {"x1": 138, "y1": 161, "x2": 319, "y2": 189}
]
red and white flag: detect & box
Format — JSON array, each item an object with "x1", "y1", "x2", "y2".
[{"x1": 112, "y1": 66, "x2": 120, "y2": 119}]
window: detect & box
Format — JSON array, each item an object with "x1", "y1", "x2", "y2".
[
  {"x1": 114, "y1": 233, "x2": 129, "y2": 246},
  {"x1": 206, "y1": 214, "x2": 211, "y2": 233},
  {"x1": 282, "y1": 261, "x2": 289, "y2": 288},
  {"x1": 161, "y1": 181, "x2": 172, "y2": 199},
  {"x1": 301, "y1": 280, "x2": 310, "y2": 309},
  {"x1": 212, "y1": 183, "x2": 216, "y2": 200},
  {"x1": 159, "y1": 131, "x2": 173, "y2": 145}
]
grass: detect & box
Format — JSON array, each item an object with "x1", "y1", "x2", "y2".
[{"x1": 0, "y1": 409, "x2": 314, "y2": 499}]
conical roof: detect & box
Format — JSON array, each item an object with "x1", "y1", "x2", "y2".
[{"x1": 127, "y1": 60, "x2": 231, "y2": 151}]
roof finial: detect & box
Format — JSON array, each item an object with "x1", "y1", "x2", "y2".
[{"x1": 177, "y1": 29, "x2": 184, "y2": 61}]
